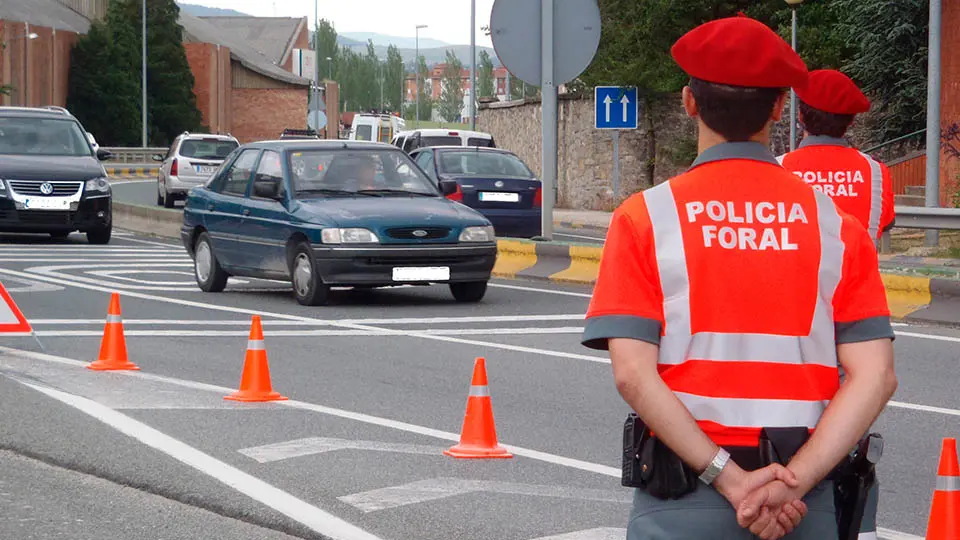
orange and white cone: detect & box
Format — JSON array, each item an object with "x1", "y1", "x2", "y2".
[
  {"x1": 224, "y1": 316, "x2": 287, "y2": 402},
  {"x1": 926, "y1": 437, "x2": 960, "y2": 539},
  {"x1": 444, "y1": 357, "x2": 512, "y2": 459},
  {"x1": 87, "y1": 292, "x2": 139, "y2": 371}
]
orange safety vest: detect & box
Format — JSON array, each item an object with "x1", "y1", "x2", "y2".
[
  {"x1": 778, "y1": 136, "x2": 894, "y2": 243},
  {"x1": 583, "y1": 142, "x2": 893, "y2": 448}
]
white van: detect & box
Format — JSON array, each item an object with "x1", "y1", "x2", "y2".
[
  {"x1": 349, "y1": 113, "x2": 405, "y2": 143},
  {"x1": 391, "y1": 128, "x2": 496, "y2": 153}
]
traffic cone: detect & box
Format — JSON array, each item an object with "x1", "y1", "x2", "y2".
[
  {"x1": 444, "y1": 357, "x2": 512, "y2": 459},
  {"x1": 224, "y1": 316, "x2": 287, "y2": 402},
  {"x1": 926, "y1": 438, "x2": 960, "y2": 539},
  {"x1": 86, "y1": 293, "x2": 139, "y2": 371}
]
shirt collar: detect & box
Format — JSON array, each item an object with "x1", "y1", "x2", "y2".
[
  {"x1": 689, "y1": 141, "x2": 781, "y2": 170},
  {"x1": 798, "y1": 135, "x2": 851, "y2": 149}
]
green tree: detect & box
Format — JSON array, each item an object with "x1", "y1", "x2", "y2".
[
  {"x1": 384, "y1": 45, "x2": 405, "y2": 112},
  {"x1": 314, "y1": 18, "x2": 339, "y2": 76},
  {"x1": 478, "y1": 50, "x2": 494, "y2": 98},
  {"x1": 404, "y1": 54, "x2": 433, "y2": 121},
  {"x1": 438, "y1": 50, "x2": 465, "y2": 122}
]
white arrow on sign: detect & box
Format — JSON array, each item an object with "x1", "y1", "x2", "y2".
[
  {"x1": 338, "y1": 477, "x2": 630, "y2": 513},
  {"x1": 238, "y1": 437, "x2": 443, "y2": 463},
  {"x1": 620, "y1": 94, "x2": 630, "y2": 123},
  {"x1": 530, "y1": 528, "x2": 626, "y2": 540},
  {"x1": 602, "y1": 95, "x2": 613, "y2": 123}
]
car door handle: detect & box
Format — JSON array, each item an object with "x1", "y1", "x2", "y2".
[
  {"x1": 242, "y1": 209, "x2": 250, "y2": 216},
  {"x1": 207, "y1": 204, "x2": 215, "y2": 211}
]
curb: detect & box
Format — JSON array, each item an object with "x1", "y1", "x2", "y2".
[
  {"x1": 554, "y1": 219, "x2": 610, "y2": 233},
  {"x1": 106, "y1": 167, "x2": 157, "y2": 179},
  {"x1": 112, "y1": 202, "x2": 182, "y2": 240}
]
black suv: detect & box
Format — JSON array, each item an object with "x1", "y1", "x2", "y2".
[{"x1": 0, "y1": 106, "x2": 114, "y2": 243}]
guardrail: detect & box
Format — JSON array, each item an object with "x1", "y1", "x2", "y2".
[
  {"x1": 101, "y1": 147, "x2": 168, "y2": 164},
  {"x1": 880, "y1": 205, "x2": 960, "y2": 252}
]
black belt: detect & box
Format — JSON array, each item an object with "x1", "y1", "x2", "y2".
[{"x1": 725, "y1": 445, "x2": 766, "y2": 471}]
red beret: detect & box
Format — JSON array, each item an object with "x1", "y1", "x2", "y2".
[
  {"x1": 795, "y1": 69, "x2": 870, "y2": 114},
  {"x1": 671, "y1": 16, "x2": 808, "y2": 89}
]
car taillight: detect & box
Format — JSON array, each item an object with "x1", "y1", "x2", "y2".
[
  {"x1": 533, "y1": 186, "x2": 542, "y2": 206},
  {"x1": 170, "y1": 158, "x2": 179, "y2": 176},
  {"x1": 446, "y1": 183, "x2": 463, "y2": 202}
]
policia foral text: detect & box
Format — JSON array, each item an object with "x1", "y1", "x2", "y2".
[{"x1": 581, "y1": 15, "x2": 898, "y2": 540}]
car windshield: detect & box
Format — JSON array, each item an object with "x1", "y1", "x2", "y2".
[
  {"x1": 421, "y1": 136, "x2": 461, "y2": 146},
  {"x1": 437, "y1": 150, "x2": 534, "y2": 177},
  {"x1": 180, "y1": 139, "x2": 238, "y2": 160},
  {"x1": 288, "y1": 149, "x2": 440, "y2": 198},
  {"x1": 0, "y1": 117, "x2": 92, "y2": 156}
]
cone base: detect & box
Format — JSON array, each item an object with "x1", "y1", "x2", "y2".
[
  {"x1": 223, "y1": 391, "x2": 288, "y2": 402},
  {"x1": 86, "y1": 360, "x2": 140, "y2": 371},
  {"x1": 444, "y1": 444, "x2": 513, "y2": 459}
]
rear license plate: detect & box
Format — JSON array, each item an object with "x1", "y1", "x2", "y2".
[
  {"x1": 195, "y1": 165, "x2": 217, "y2": 175},
  {"x1": 479, "y1": 191, "x2": 519, "y2": 202},
  {"x1": 392, "y1": 266, "x2": 450, "y2": 282},
  {"x1": 23, "y1": 198, "x2": 70, "y2": 210}
]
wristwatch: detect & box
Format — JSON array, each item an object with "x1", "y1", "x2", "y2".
[{"x1": 699, "y1": 447, "x2": 731, "y2": 485}]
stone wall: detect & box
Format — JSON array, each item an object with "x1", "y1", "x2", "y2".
[{"x1": 478, "y1": 94, "x2": 695, "y2": 211}]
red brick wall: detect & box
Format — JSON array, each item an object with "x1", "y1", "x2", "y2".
[
  {"x1": 232, "y1": 87, "x2": 307, "y2": 143},
  {"x1": 184, "y1": 42, "x2": 233, "y2": 135},
  {"x1": 0, "y1": 20, "x2": 78, "y2": 108},
  {"x1": 941, "y1": 0, "x2": 960, "y2": 206}
]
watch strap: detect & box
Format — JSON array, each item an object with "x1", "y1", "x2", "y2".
[{"x1": 699, "y1": 447, "x2": 730, "y2": 485}]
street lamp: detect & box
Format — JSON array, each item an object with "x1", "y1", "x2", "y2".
[
  {"x1": 325, "y1": 56, "x2": 332, "y2": 81},
  {"x1": 415, "y1": 24, "x2": 427, "y2": 128},
  {"x1": 785, "y1": 0, "x2": 804, "y2": 151}
]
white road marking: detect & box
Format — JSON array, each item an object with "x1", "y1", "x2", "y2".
[
  {"x1": 238, "y1": 437, "x2": 444, "y2": 463},
  {"x1": 489, "y1": 283, "x2": 593, "y2": 298},
  {"x1": 529, "y1": 528, "x2": 625, "y2": 540},
  {"x1": 108, "y1": 179, "x2": 155, "y2": 184},
  {"x1": 887, "y1": 400, "x2": 960, "y2": 417},
  {"x1": 111, "y1": 235, "x2": 182, "y2": 248},
  {"x1": 877, "y1": 528, "x2": 923, "y2": 540},
  {"x1": 28, "y1": 314, "x2": 588, "y2": 326},
  {"x1": 0, "y1": 276, "x2": 64, "y2": 292},
  {"x1": 17, "y1": 380, "x2": 384, "y2": 540},
  {"x1": 894, "y1": 331, "x2": 960, "y2": 344},
  {"x1": 337, "y1": 478, "x2": 630, "y2": 513},
  {"x1": 32, "y1": 326, "x2": 587, "y2": 338},
  {"x1": 87, "y1": 270, "x2": 198, "y2": 286}
]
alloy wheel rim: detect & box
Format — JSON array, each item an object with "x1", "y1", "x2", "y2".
[
  {"x1": 196, "y1": 241, "x2": 212, "y2": 282},
  {"x1": 294, "y1": 254, "x2": 312, "y2": 297}
]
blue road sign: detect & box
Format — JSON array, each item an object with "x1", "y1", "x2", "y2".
[{"x1": 595, "y1": 86, "x2": 638, "y2": 129}]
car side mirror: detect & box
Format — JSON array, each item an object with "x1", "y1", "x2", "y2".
[
  {"x1": 439, "y1": 180, "x2": 459, "y2": 196},
  {"x1": 151, "y1": 154, "x2": 164, "y2": 162},
  {"x1": 96, "y1": 148, "x2": 113, "y2": 161},
  {"x1": 253, "y1": 177, "x2": 282, "y2": 200}
]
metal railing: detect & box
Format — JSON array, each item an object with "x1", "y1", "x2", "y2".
[
  {"x1": 101, "y1": 147, "x2": 168, "y2": 164},
  {"x1": 880, "y1": 205, "x2": 960, "y2": 252}
]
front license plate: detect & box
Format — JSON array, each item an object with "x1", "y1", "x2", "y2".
[
  {"x1": 23, "y1": 198, "x2": 70, "y2": 210},
  {"x1": 479, "y1": 191, "x2": 519, "y2": 202},
  {"x1": 195, "y1": 165, "x2": 217, "y2": 175},
  {"x1": 392, "y1": 266, "x2": 450, "y2": 282}
]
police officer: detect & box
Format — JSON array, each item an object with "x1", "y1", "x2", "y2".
[
  {"x1": 779, "y1": 69, "x2": 895, "y2": 246},
  {"x1": 581, "y1": 16, "x2": 898, "y2": 540},
  {"x1": 779, "y1": 69, "x2": 892, "y2": 540}
]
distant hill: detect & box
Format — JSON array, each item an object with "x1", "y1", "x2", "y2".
[
  {"x1": 340, "y1": 32, "x2": 450, "y2": 50},
  {"x1": 325, "y1": 34, "x2": 499, "y2": 68},
  {"x1": 177, "y1": 2, "x2": 250, "y2": 17}
]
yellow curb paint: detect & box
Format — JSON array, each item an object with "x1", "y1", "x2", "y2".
[
  {"x1": 882, "y1": 274, "x2": 932, "y2": 319},
  {"x1": 550, "y1": 245, "x2": 603, "y2": 285},
  {"x1": 492, "y1": 240, "x2": 537, "y2": 279}
]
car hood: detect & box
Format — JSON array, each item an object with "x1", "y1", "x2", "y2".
[
  {"x1": 0, "y1": 155, "x2": 104, "y2": 181},
  {"x1": 290, "y1": 195, "x2": 489, "y2": 228}
]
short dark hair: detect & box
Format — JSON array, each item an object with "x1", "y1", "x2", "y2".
[
  {"x1": 797, "y1": 101, "x2": 854, "y2": 138},
  {"x1": 688, "y1": 78, "x2": 785, "y2": 141}
]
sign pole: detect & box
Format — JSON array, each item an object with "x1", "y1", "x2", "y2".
[
  {"x1": 540, "y1": 0, "x2": 556, "y2": 241},
  {"x1": 612, "y1": 130, "x2": 620, "y2": 201}
]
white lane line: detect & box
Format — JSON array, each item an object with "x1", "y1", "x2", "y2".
[
  {"x1": 887, "y1": 400, "x2": 960, "y2": 417},
  {"x1": 28, "y1": 314, "x2": 588, "y2": 326},
  {"x1": 529, "y1": 528, "x2": 625, "y2": 540},
  {"x1": 108, "y1": 179, "x2": 155, "y2": 184},
  {"x1": 0, "y1": 346, "x2": 622, "y2": 478},
  {"x1": 489, "y1": 283, "x2": 593, "y2": 298},
  {"x1": 877, "y1": 528, "x2": 923, "y2": 540},
  {"x1": 17, "y1": 380, "x2": 384, "y2": 540},
  {"x1": 32, "y1": 327, "x2": 587, "y2": 338},
  {"x1": 337, "y1": 478, "x2": 629, "y2": 513},
  {"x1": 0, "y1": 259, "x2": 189, "y2": 263},
  {"x1": 238, "y1": 437, "x2": 444, "y2": 463},
  {"x1": 0, "y1": 268, "x2": 610, "y2": 364},
  {"x1": 894, "y1": 331, "x2": 960, "y2": 344},
  {"x1": 554, "y1": 232, "x2": 606, "y2": 242},
  {"x1": 113, "y1": 236, "x2": 182, "y2": 248},
  {"x1": 0, "y1": 276, "x2": 64, "y2": 292}
]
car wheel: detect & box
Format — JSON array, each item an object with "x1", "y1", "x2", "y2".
[
  {"x1": 157, "y1": 185, "x2": 164, "y2": 206},
  {"x1": 86, "y1": 225, "x2": 112, "y2": 245},
  {"x1": 163, "y1": 189, "x2": 176, "y2": 208},
  {"x1": 450, "y1": 281, "x2": 487, "y2": 303},
  {"x1": 290, "y1": 243, "x2": 329, "y2": 306},
  {"x1": 194, "y1": 232, "x2": 228, "y2": 293}
]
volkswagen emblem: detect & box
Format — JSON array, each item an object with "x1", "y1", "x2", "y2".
[
  {"x1": 412, "y1": 229, "x2": 428, "y2": 238},
  {"x1": 494, "y1": 180, "x2": 504, "y2": 188},
  {"x1": 39, "y1": 182, "x2": 54, "y2": 195}
]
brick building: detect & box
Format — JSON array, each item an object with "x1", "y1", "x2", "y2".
[{"x1": 0, "y1": 0, "x2": 337, "y2": 145}]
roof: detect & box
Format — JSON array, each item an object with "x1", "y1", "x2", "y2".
[
  {"x1": 178, "y1": 11, "x2": 310, "y2": 87},
  {"x1": 198, "y1": 16, "x2": 305, "y2": 66},
  {"x1": 0, "y1": 0, "x2": 91, "y2": 33},
  {"x1": 249, "y1": 140, "x2": 397, "y2": 151},
  {"x1": 0, "y1": 106, "x2": 79, "y2": 119}
]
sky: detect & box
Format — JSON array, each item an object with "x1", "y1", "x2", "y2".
[{"x1": 185, "y1": 0, "x2": 497, "y2": 48}]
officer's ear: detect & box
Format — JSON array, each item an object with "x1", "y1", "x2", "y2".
[
  {"x1": 770, "y1": 90, "x2": 789, "y2": 122},
  {"x1": 681, "y1": 86, "x2": 698, "y2": 118}
]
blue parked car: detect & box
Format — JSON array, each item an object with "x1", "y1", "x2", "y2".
[
  {"x1": 180, "y1": 140, "x2": 498, "y2": 305},
  {"x1": 408, "y1": 147, "x2": 542, "y2": 239}
]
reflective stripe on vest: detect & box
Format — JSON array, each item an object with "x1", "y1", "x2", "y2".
[
  {"x1": 857, "y1": 151, "x2": 884, "y2": 241},
  {"x1": 643, "y1": 182, "x2": 844, "y2": 437}
]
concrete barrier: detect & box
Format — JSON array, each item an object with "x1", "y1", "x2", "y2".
[
  {"x1": 106, "y1": 166, "x2": 158, "y2": 179},
  {"x1": 112, "y1": 202, "x2": 182, "y2": 241}
]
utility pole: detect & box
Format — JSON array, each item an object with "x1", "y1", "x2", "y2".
[
  {"x1": 312, "y1": 0, "x2": 321, "y2": 133},
  {"x1": 925, "y1": 0, "x2": 942, "y2": 247},
  {"x1": 470, "y1": 0, "x2": 476, "y2": 130},
  {"x1": 415, "y1": 24, "x2": 427, "y2": 127},
  {"x1": 141, "y1": 0, "x2": 147, "y2": 148}
]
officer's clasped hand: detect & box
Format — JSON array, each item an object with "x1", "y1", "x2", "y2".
[{"x1": 736, "y1": 476, "x2": 810, "y2": 540}]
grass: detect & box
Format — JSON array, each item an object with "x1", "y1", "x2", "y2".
[{"x1": 887, "y1": 229, "x2": 960, "y2": 259}]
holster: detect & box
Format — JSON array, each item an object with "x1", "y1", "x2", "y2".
[
  {"x1": 758, "y1": 427, "x2": 810, "y2": 467},
  {"x1": 834, "y1": 433, "x2": 883, "y2": 540},
  {"x1": 620, "y1": 414, "x2": 699, "y2": 500}
]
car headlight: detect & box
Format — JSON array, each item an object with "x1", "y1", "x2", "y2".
[
  {"x1": 85, "y1": 177, "x2": 111, "y2": 192},
  {"x1": 459, "y1": 225, "x2": 495, "y2": 242},
  {"x1": 321, "y1": 228, "x2": 379, "y2": 244}
]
